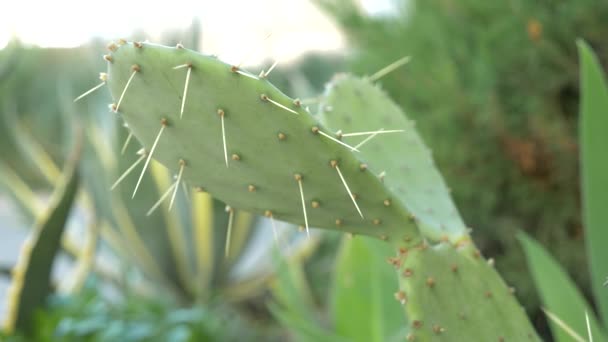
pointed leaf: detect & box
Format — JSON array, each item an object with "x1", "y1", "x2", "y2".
[
  {"x1": 332, "y1": 236, "x2": 405, "y2": 342},
  {"x1": 578, "y1": 40, "x2": 608, "y2": 328},
  {"x1": 3, "y1": 141, "x2": 81, "y2": 334},
  {"x1": 519, "y1": 232, "x2": 607, "y2": 341}
]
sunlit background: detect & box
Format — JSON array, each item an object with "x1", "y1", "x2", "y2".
[{"x1": 0, "y1": 0, "x2": 394, "y2": 64}]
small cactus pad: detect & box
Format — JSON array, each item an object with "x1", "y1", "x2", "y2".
[
  {"x1": 105, "y1": 42, "x2": 421, "y2": 242},
  {"x1": 393, "y1": 241, "x2": 540, "y2": 341},
  {"x1": 319, "y1": 75, "x2": 467, "y2": 242}
]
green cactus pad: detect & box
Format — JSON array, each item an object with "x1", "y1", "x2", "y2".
[
  {"x1": 105, "y1": 42, "x2": 420, "y2": 242},
  {"x1": 392, "y1": 241, "x2": 540, "y2": 341},
  {"x1": 319, "y1": 75, "x2": 467, "y2": 242}
]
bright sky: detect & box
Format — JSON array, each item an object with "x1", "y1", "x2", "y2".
[
  {"x1": 0, "y1": 0, "x2": 350, "y2": 65},
  {"x1": 0, "y1": 0, "x2": 397, "y2": 65}
]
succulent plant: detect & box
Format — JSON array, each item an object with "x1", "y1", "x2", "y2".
[{"x1": 100, "y1": 41, "x2": 540, "y2": 340}]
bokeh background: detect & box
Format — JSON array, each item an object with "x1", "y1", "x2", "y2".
[{"x1": 1, "y1": 0, "x2": 606, "y2": 340}]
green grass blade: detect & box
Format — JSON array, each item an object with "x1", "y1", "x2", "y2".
[
  {"x1": 269, "y1": 251, "x2": 350, "y2": 342},
  {"x1": 519, "y1": 232, "x2": 607, "y2": 341},
  {"x1": 3, "y1": 141, "x2": 81, "y2": 335},
  {"x1": 332, "y1": 236, "x2": 405, "y2": 342},
  {"x1": 578, "y1": 40, "x2": 608, "y2": 328},
  {"x1": 271, "y1": 255, "x2": 317, "y2": 322}
]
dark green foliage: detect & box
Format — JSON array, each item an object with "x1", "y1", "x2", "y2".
[{"x1": 316, "y1": 0, "x2": 608, "y2": 309}]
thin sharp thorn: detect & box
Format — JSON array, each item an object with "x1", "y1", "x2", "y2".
[
  {"x1": 354, "y1": 129, "x2": 384, "y2": 149},
  {"x1": 542, "y1": 308, "x2": 586, "y2": 342},
  {"x1": 168, "y1": 162, "x2": 185, "y2": 211},
  {"x1": 235, "y1": 70, "x2": 259, "y2": 80},
  {"x1": 368, "y1": 56, "x2": 412, "y2": 82},
  {"x1": 318, "y1": 130, "x2": 360, "y2": 152},
  {"x1": 297, "y1": 179, "x2": 310, "y2": 239},
  {"x1": 260, "y1": 60, "x2": 279, "y2": 78},
  {"x1": 115, "y1": 70, "x2": 137, "y2": 112},
  {"x1": 173, "y1": 63, "x2": 190, "y2": 69},
  {"x1": 73, "y1": 82, "x2": 105, "y2": 102},
  {"x1": 133, "y1": 124, "x2": 165, "y2": 198},
  {"x1": 585, "y1": 311, "x2": 593, "y2": 342},
  {"x1": 146, "y1": 182, "x2": 177, "y2": 216},
  {"x1": 120, "y1": 132, "x2": 134, "y2": 155},
  {"x1": 342, "y1": 129, "x2": 405, "y2": 137},
  {"x1": 220, "y1": 114, "x2": 229, "y2": 167},
  {"x1": 110, "y1": 154, "x2": 145, "y2": 190},
  {"x1": 224, "y1": 208, "x2": 235, "y2": 257},
  {"x1": 335, "y1": 165, "x2": 364, "y2": 218},
  {"x1": 179, "y1": 66, "x2": 192, "y2": 118},
  {"x1": 266, "y1": 97, "x2": 299, "y2": 115},
  {"x1": 266, "y1": 60, "x2": 278, "y2": 75}
]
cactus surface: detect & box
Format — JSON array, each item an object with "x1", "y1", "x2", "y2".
[
  {"x1": 106, "y1": 42, "x2": 421, "y2": 243},
  {"x1": 319, "y1": 75, "x2": 466, "y2": 242},
  {"x1": 319, "y1": 76, "x2": 539, "y2": 340},
  {"x1": 393, "y1": 241, "x2": 538, "y2": 341}
]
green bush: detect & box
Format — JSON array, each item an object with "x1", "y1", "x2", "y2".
[{"x1": 316, "y1": 0, "x2": 608, "y2": 311}]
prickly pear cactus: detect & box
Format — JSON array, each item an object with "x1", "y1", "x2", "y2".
[
  {"x1": 101, "y1": 42, "x2": 540, "y2": 340},
  {"x1": 104, "y1": 42, "x2": 421, "y2": 243},
  {"x1": 318, "y1": 75, "x2": 539, "y2": 341},
  {"x1": 318, "y1": 74, "x2": 466, "y2": 243}
]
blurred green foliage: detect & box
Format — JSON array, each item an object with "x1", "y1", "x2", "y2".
[
  {"x1": 271, "y1": 234, "x2": 407, "y2": 342},
  {"x1": 0, "y1": 40, "x2": 104, "y2": 186},
  {"x1": 316, "y1": 0, "x2": 608, "y2": 312},
  {"x1": 3, "y1": 277, "x2": 262, "y2": 342}
]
